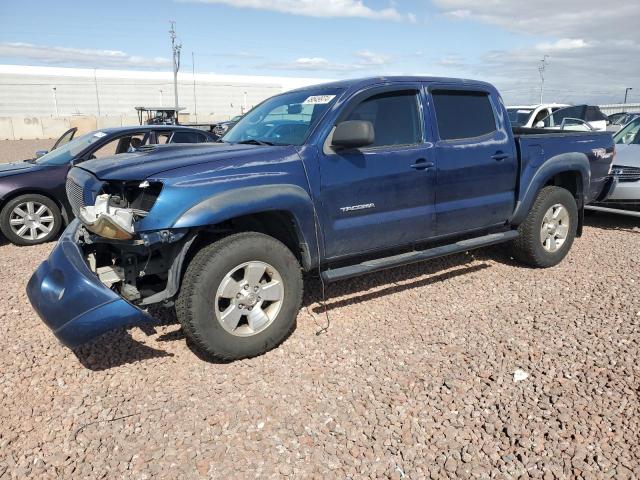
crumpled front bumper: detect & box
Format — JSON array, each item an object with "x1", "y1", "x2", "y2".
[{"x1": 26, "y1": 220, "x2": 155, "y2": 349}]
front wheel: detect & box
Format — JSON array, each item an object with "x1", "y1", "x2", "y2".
[
  {"x1": 176, "y1": 232, "x2": 303, "y2": 361},
  {"x1": 511, "y1": 186, "x2": 578, "y2": 268}
]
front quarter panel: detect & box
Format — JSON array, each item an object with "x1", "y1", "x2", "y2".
[{"x1": 135, "y1": 147, "x2": 319, "y2": 264}]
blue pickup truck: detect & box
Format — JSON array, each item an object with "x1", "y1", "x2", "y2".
[{"x1": 27, "y1": 77, "x2": 615, "y2": 361}]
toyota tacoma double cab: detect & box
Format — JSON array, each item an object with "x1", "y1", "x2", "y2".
[{"x1": 27, "y1": 77, "x2": 615, "y2": 361}]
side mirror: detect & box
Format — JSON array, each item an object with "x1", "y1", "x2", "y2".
[
  {"x1": 331, "y1": 120, "x2": 374, "y2": 149},
  {"x1": 35, "y1": 150, "x2": 48, "y2": 158}
]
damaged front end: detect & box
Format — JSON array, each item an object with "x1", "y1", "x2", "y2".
[
  {"x1": 81, "y1": 225, "x2": 195, "y2": 307},
  {"x1": 27, "y1": 169, "x2": 196, "y2": 348},
  {"x1": 66, "y1": 171, "x2": 195, "y2": 308}
]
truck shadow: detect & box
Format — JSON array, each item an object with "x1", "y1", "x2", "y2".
[
  {"x1": 73, "y1": 327, "x2": 175, "y2": 371},
  {"x1": 73, "y1": 253, "x2": 493, "y2": 369},
  {"x1": 583, "y1": 211, "x2": 639, "y2": 233},
  {"x1": 304, "y1": 253, "x2": 491, "y2": 314}
]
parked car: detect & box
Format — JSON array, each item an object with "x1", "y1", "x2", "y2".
[
  {"x1": 212, "y1": 115, "x2": 243, "y2": 139},
  {"x1": 536, "y1": 104, "x2": 609, "y2": 131},
  {"x1": 0, "y1": 125, "x2": 215, "y2": 246},
  {"x1": 507, "y1": 104, "x2": 568, "y2": 128},
  {"x1": 589, "y1": 116, "x2": 640, "y2": 213},
  {"x1": 27, "y1": 76, "x2": 614, "y2": 361},
  {"x1": 606, "y1": 112, "x2": 640, "y2": 133}
]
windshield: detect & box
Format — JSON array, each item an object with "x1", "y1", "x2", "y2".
[
  {"x1": 35, "y1": 131, "x2": 108, "y2": 165},
  {"x1": 223, "y1": 88, "x2": 343, "y2": 146},
  {"x1": 507, "y1": 108, "x2": 533, "y2": 127},
  {"x1": 613, "y1": 117, "x2": 640, "y2": 144}
]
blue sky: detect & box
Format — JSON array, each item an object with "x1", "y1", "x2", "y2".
[{"x1": 0, "y1": 0, "x2": 638, "y2": 104}]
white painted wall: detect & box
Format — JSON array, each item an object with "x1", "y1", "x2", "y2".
[{"x1": 0, "y1": 65, "x2": 329, "y2": 119}]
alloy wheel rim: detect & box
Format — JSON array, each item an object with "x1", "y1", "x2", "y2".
[
  {"x1": 214, "y1": 261, "x2": 284, "y2": 337},
  {"x1": 9, "y1": 201, "x2": 55, "y2": 241},
  {"x1": 540, "y1": 203, "x2": 570, "y2": 252}
]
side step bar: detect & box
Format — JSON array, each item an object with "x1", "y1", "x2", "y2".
[
  {"x1": 321, "y1": 230, "x2": 519, "y2": 283},
  {"x1": 585, "y1": 205, "x2": 640, "y2": 218}
]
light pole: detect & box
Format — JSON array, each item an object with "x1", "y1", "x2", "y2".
[
  {"x1": 169, "y1": 21, "x2": 182, "y2": 123},
  {"x1": 624, "y1": 87, "x2": 633, "y2": 104},
  {"x1": 52, "y1": 87, "x2": 59, "y2": 117},
  {"x1": 159, "y1": 89, "x2": 164, "y2": 106},
  {"x1": 538, "y1": 55, "x2": 549, "y2": 104}
]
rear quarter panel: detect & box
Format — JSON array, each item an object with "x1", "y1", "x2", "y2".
[{"x1": 517, "y1": 131, "x2": 614, "y2": 202}]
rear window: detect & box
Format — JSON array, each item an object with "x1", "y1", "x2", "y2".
[{"x1": 432, "y1": 90, "x2": 497, "y2": 140}]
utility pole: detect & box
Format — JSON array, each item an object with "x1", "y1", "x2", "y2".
[
  {"x1": 538, "y1": 55, "x2": 549, "y2": 104},
  {"x1": 624, "y1": 87, "x2": 633, "y2": 104},
  {"x1": 169, "y1": 21, "x2": 182, "y2": 124},
  {"x1": 192, "y1": 51, "x2": 197, "y2": 121}
]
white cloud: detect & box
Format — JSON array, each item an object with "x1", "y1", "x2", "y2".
[
  {"x1": 535, "y1": 39, "x2": 589, "y2": 52},
  {"x1": 433, "y1": 0, "x2": 639, "y2": 40},
  {"x1": 181, "y1": 0, "x2": 416, "y2": 22},
  {"x1": 263, "y1": 50, "x2": 393, "y2": 72},
  {"x1": 354, "y1": 50, "x2": 392, "y2": 66},
  {"x1": 0, "y1": 42, "x2": 171, "y2": 69},
  {"x1": 431, "y1": 0, "x2": 640, "y2": 104}
]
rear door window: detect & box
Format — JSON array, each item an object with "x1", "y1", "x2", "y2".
[{"x1": 431, "y1": 90, "x2": 497, "y2": 140}]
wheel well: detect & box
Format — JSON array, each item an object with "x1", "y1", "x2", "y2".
[
  {"x1": 189, "y1": 210, "x2": 309, "y2": 270},
  {"x1": 0, "y1": 190, "x2": 69, "y2": 224},
  {"x1": 545, "y1": 171, "x2": 584, "y2": 237},
  {"x1": 545, "y1": 171, "x2": 582, "y2": 202}
]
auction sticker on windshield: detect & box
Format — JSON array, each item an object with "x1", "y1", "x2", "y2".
[
  {"x1": 93, "y1": 132, "x2": 107, "y2": 138},
  {"x1": 303, "y1": 95, "x2": 336, "y2": 104}
]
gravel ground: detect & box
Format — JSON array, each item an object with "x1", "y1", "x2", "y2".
[
  {"x1": 0, "y1": 139, "x2": 54, "y2": 163},
  {"x1": 0, "y1": 140, "x2": 639, "y2": 479}
]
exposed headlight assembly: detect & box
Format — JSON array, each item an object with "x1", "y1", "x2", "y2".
[
  {"x1": 80, "y1": 194, "x2": 138, "y2": 240},
  {"x1": 78, "y1": 181, "x2": 162, "y2": 240}
]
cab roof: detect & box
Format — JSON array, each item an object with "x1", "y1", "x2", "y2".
[{"x1": 288, "y1": 76, "x2": 496, "y2": 94}]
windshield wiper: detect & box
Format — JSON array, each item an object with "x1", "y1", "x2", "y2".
[{"x1": 236, "y1": 139, "x2": 274, "y2": 146}]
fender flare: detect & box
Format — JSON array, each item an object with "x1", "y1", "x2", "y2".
[
  {"x1": 172, "y1": 184, "x2": 319, "y2": 268},
  {"x1": 509, "y1": 152, "x2": 590, "y2": 226}
]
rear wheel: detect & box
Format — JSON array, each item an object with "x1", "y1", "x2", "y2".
[
  {"x1": 0, "y1": 194, "x2": 62, "y2": 246},
  {"x1": 511, "y1": 186, "x2": 578, "y2": 268},
  {"x1": 176, "y1": 232, "x2": 303, "y2": 361}
]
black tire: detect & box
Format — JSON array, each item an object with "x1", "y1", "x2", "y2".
[
  {"x1": 176, "y1": 232, "x2": 303, "y2": 361},
  {"x1": 511, "y1": 186, "x2": 578, "y2": 268},
  {"x1": 0, "y1": 194, "x2": 62, "y2": 246}
]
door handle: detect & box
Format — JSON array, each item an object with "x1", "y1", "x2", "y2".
[
  {"x1": 411, "y1": 159, "x2": 435, "y2": 170},
  {"x1": 492, "y1": 152, "x2": 509, "y2": 161}
]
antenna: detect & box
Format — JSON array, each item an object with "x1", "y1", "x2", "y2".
[
  {"x1": 538, "y1": 55, "x2": 549, "y2": 103},
  {"x1": 169, "y1": 21, "x2": 182, "y2": 123}
]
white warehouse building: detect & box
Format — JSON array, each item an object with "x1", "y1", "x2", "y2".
[{"x1": 0, "y1": 64, "x2": 327, "y2": 121}]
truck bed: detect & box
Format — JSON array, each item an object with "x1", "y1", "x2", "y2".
[{"x1": 512, "y1": 126, "x2": 612, "y2": 138}]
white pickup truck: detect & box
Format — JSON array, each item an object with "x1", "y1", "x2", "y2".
[{"x1": 507, "y1": 104, "x2": 568, "y2": 128}]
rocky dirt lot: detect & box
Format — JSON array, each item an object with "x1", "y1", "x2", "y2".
[{"x1": 0, "y1": 140, "x2": 639, "y2": 479}]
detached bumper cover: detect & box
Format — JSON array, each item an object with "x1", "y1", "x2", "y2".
[{"x1": 26, "y1": 220, "x2": 155, "y2": 348}]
